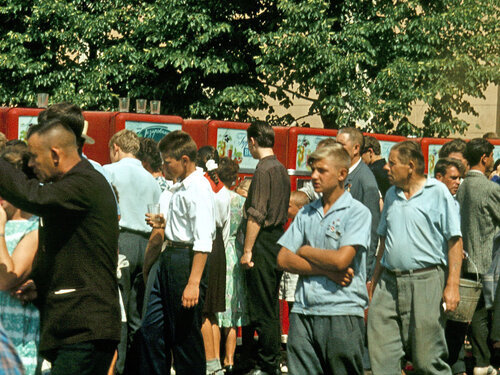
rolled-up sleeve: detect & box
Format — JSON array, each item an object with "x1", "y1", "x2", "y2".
[{"x1": 246, "y1": 169, "x2": 270, "y2": 226}]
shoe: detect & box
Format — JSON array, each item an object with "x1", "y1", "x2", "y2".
[
  {"x1": 473, "y1": 366, "x2": 497, "y2": 375},
  {"x1": 224, "y1": 365, "x2": 234, "y2": 374}
]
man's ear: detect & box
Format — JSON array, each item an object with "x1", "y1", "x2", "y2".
[
  {"x1": 408, "y1": 159, "x2": 415, "y2": 174},
  {"x1": 480, "y1": 153, "x2": 489, "y2": 166},
  {"x1": 249, "y1": 137, "x2": 257, "y2": 147},
  {"x1": 51, "y1": 147, "x2": 60, "y2": 167},
  {"x1": 338, "y1": 167, "x2": 348, "y2": 182},
  {"x1": 112, "y1": 143, "x2": 120, "y2": 154},
  {"x1": 435, "y1": 172, "x2": 443, "y2": 181},
  {"x1": 180, "y1": 155, "x2": 190, "y2": 165}
]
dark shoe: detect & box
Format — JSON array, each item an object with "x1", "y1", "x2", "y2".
[{"x1": 224, "y1": 365, "x2": 234, "y2": 374}]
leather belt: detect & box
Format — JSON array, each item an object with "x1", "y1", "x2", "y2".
[
  {"x1": 164, "y1": 240, "x2": 193, "y2": 250},
  {"x1": 386, "y1": 265, "x2": 440, "y2": 277}
]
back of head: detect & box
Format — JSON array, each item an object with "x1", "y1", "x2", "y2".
[
  {"x1": 28, "y1": 118, "x2": 78, "y2": 147},
  {"x1": 0, "y1": 132, "x2": 7, "y2": 152},
  {"x1": 338, "y1": 127, "x2": 364, "y2": 150},
  {"x1": 218, "y1": 157, "x2": 239, "y2": 187},
  {"x1": 464, "y1": 138, "x2": 494, "y2": 167},
  {"x1": 391, "y1": 141, "x2": 425, "y2": 175},
  {"x1": 434, "y1": 157, "x2": 464, "y2": 178},
  {"x1": 290, "y1": 190, "x2": 309, "y2": 210},
  {"x1": 363, "y1": 135, "x2": 381, "y2": 155},
  {"x1": 247, "y1": 121, "x2": 274, "y2": 148},
  {"x1": 158, "y1": 130, "x2": 197, "y2": 161},
  {"x1": 483, "y1": 132, "x2": 498, "y2": 140},
  {"x1": 308, "y1": 141, "x2": 351, "y2": 170},
  {"x1": 196, "y1": 145, "x2": 220, "y2": 171},
  {"x1": 438, "y1": 139, "x2": 467, "y2": 159},
  {"x1": 109, "y1": 129, "x2": 140, "y2": 156},
  {"x1": 137, "y1": 138, "x2": 162, "y2": 172},
  {"x1": 38, "y1": 102, "x2": 85, "y2": 145}
]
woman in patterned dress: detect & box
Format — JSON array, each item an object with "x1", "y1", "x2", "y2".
[
  {"x1": 0, "y1": 147, "x2": 40, "y2": 374},
  {"x1": 216, "y1": 158, "x2": 250, "y2": 374}
]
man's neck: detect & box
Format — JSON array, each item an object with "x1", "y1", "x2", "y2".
[
  {"x1": 470, "y1": 165, "x2": 485, "y2": 174},
  {"x1": 256, "y1": 147, "x2": 274, "y2": 160},
  {"x1": 401, "y1": 175, "x2": 427, "y2": 199},
  {"x1": 321, "y1": 186, "x2": 344, "y2": 214},
  {"x1": 116, "y1": 152, "x2": 136, "y2": 162},
  {"x1": 350, "y1": 155, "x2": 360, "y2": 167},
  {"x1": 180, "y1": 163, "x2": 197, "y2": 181}
]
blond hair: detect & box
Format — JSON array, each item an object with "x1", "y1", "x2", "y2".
[
  {"x1": 109, "y1": 129, "x2": 140, "y2": 155},
  {"x1": 308, "y1": 142, "x2": 350, "y2": 170}
]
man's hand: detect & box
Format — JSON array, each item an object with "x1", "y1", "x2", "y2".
[
  {"x1": 324, "y1": 267, "x2": 354, "y2": 286},
  {"x1": 240, "y1": 252, "x2": 254, "y2": 269},
  {"x1": 443, "y1": 283, "x2": 460, "y2": 312},
  {"x1": 12, "y1": 280, "x2": 37, "y2": 303},
  {"x1": 182, "y1": 282, "x2": 199, "y2": 308},
  {"x1": 145, "y1": 213, "x2": 165, "y2": 229}
]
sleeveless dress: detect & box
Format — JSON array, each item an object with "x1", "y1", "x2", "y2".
[
  {"x1": 0, "y1": 216, "x2": 40, "y2": 375},
  {"x1": 217, "y1": 190, "x2": 249, "y2": 327}
]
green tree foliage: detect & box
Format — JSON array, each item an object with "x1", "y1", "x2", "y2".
[
  {"x1": 257, "y1": 0, "x2": 499, "y2": 136},
  {"x1": 0, "y1": 0, "x2": 498, "y2": 136}
]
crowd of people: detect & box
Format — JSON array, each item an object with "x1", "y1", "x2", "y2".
[{"x1": 0, "y1": 103, "x2": 498, "y2": 375}]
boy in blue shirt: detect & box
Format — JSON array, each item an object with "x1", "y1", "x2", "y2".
[{"x1": 277, "y1": 141, "x2": 371, "y2": 375}]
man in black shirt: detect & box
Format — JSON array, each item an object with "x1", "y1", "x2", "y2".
[
  {"x1": 0, "y1": 119, "x2": 120, "y2": 374},
  {"x1": 240, "y1": 122, "x2": 290, "y2": 375},
  {"x1": 361, "y1": 135, "x2": 391, "y2": 199}
]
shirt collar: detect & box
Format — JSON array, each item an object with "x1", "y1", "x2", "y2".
[
  {"x1": 395, "y1": 177, "x2": 437, "y2": 200},
  {"x1": 118, "y1": 157, "x2": 141, "y2": 166},
  {"x1": 349, "y1": 158, "x2": 361, "y2": 174},
  {"x1": 312, "y1": 191, "x2": 352, "y2": 217},
  {"x1": 173, "y1": 168, "x2": 204, "y2": 191},
  {"x1": 468, "y1": 169, "x2": 484, "y2": 176}
]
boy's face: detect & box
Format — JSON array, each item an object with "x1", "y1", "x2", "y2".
[
  {"x1": 161, "y1": 153, "x2": 185, "y2": 180},
  {"x1": 310, "y1": 157, "x2": 345, "y2": 194}
]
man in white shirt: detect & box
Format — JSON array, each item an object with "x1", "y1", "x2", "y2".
[{"x1": 135, "y1": 130, "x2": 215, "y2": 375}]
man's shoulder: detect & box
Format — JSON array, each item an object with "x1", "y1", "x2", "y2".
[{"x1": 352, "y1": 162, "x2": 377, "y2": 185}]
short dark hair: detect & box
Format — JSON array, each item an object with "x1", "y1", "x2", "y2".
[
  {"x1": 464, "y1": 138, "x2": 494, "y2": 167},
  {"x1": 391, "y1": 141, "x2": 425, "y2": 175},
  {"x1": 158, "y1": 130, "x2": 197, "y2": 161},
  {"x1": 434, "y1": 157, "x2": 464, "y2": 178},
  {"x1": 338, "y1": 127, "x2": 364, "y2": 151},
  {"x1": 247, "y1": 122, "x2": 274, "y2": 148},
  {"x1": 137, "y1": 137, "x2": 162, "y2": 172},
  {"x1": 218, "y1": 157, "x2": 239, "y2": 187},
  {"x1": 438, "y1": 139, "x2": 467, "y2": 159},
  {"x1": 362, "y1": 135, "x2": 381, "y2": 155},
  {"x1": 38, "y1": 102, "x2": 85, "y2": 146}
]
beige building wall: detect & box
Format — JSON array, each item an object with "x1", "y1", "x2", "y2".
[{"x1": 251, "y1": 84, "x2": 500, "y2": 138}]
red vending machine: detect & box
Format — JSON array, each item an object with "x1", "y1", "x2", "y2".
[
  {"x1": 182, "y1": 119, "x2": 209, "y2": 148},
  {"x1": 82, "y1": 111, "x2": 116, "y2": 165},
  {"x1": 286, "y1": 127, "x2": 338, "y2": 190},
  {"x1": 4, "y1": 108, "x2": 43, "y2": 140},
  {"x1": 111, "y1": 113, "x2": 184, "y2": 142},
  {"x1": 207, "y1": 121, "x2": 289, "y2": 183},
  {"x1": 420, "y1": 137, "x2": 459, "y2": 175},
  {"x1": 0, "y1": 107, "x2": 9, "y2": 135}
]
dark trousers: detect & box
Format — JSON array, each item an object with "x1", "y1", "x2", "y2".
[
  {"x1": 288, "y1": 314, "x2": 365, "y2": 375},
  {"x1": 470, "y1": 293, "x2": 494, "y2": 367},
  {"x1": 135, "y1": 247, "x2": 207, "y2": 375},
  {"x1": 445, "y1": 319, "x2": 468, "y2": 374},
  {"x1": 45, "y1": 340, "x2": 116, "y2": 375},
  {"x1": 244, "y1": 226, "x2": 283, "y2": 374},
  {"x1": 117, "y1": 230, "x2": 148, "y2": 373}
]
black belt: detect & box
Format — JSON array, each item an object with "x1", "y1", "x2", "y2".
[
  {"x1": 165, "y1": 240, "x2": 193, "y2": 250},
  {"x1": 386, "y1": 265, "x2": 440, "y2": 277}
]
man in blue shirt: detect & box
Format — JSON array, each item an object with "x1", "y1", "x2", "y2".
[
  {"x1": 277, "y1": 141, "x2": 371, "y2": 375},
  {"x1": 367, "y1": 141, "x2": 462, "y2": 374},
  {"x1": 103, "y1": 129, "x2": 161, "y2": 374}
]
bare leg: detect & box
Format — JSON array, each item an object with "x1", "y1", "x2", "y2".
[
  {"x1": 202, "y1": 317, "x2": 216, "y2": 361},
  {"x1": 223, "y1": 327, "x2": 237, "y2": 366}
]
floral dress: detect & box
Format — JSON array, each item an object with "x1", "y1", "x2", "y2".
[
  {"x1": 217, "y1": 190, "x2": 249, "y2": 328},
  {"x1": 0, "y1": 216, "x2": 40, "y2": 375}
]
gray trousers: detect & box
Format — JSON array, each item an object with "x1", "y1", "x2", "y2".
[
  {"x1": 288, "y1": 313, "x2": 365, "y2": 375},
  {"x1": 367, "y1": 267, "x2": 451, "y2": 375}
]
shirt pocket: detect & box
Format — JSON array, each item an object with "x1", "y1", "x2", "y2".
[{"x1": 324, "y1": 226, "x2": 341, "y2": 249}]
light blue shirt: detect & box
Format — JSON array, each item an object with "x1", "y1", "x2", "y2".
[
  {"x1": 378, "y1": 178, "x2": 462, "y2": 271},
  {"x1": 104, "y1": 157, "x2": 161, "y2": 233},
  {"x1": 278, "y1": 191, "x2": 371, "y2": 317}
]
